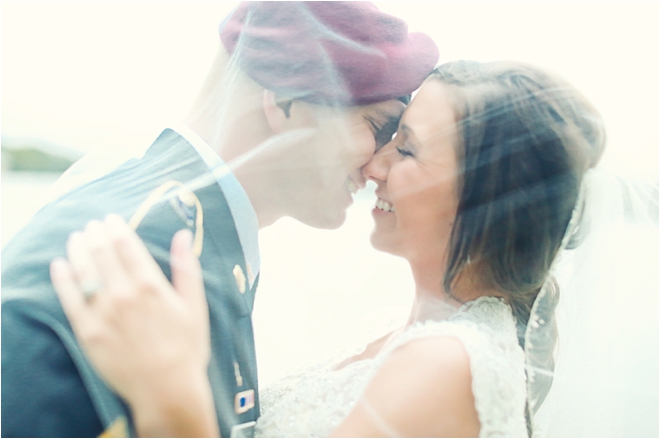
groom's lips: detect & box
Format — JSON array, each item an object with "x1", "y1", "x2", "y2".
[{"x1": 344, "y1": 178, "x2": 359, "y2": 196}]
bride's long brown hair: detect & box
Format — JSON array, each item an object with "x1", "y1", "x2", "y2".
[{"x1": 432, "y1": 60, "x2": 605, "y2": 435}]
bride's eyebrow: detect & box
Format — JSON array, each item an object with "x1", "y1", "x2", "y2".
[{"x1": 399, "y1": 124, "x2": 420, "y2": 144}]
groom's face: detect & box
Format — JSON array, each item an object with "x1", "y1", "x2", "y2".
[{"x1": 279, "y1": 99, "x2": 406, "y2": 229}]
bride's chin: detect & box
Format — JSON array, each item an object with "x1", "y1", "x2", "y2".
[{"x1": 369, "y1": 230, "x2": 398, "y2": 256}]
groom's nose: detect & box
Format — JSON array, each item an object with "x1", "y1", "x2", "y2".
[
  {"x1": 349, "y1": 168, "x2": 367, "y2": 190},
  {"x1": 362, "y1": 144, "x2": 391, "y2": 183}
]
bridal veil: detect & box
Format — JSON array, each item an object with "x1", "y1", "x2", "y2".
[{"x1": 527, "y1": 169, "x2": 658, "y2": 437}]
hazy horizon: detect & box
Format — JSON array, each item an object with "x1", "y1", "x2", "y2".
[{"x1": 2, "y1": 1, "x2": 658, "y2": 179}]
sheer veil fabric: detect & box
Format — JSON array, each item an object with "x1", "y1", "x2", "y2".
[
  {"x1": 527, "y1": 169, "x2": 658, "y2": 437},
  {"x1": 50, "y1": 1, "x2": 438, "y2": 203},
  {"x1": 43, "y1": 3, "x2": 658, "y2": 437}
]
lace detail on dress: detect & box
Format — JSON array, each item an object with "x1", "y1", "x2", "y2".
[
  {"x1": 255, "y1": 358, "x2": 380, "y2": 437},
  {"x1": 255, "y1": 297, "x2": 527, "y2": 438}
]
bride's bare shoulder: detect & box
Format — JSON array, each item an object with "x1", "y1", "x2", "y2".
[{"x1": 332, "y1": 336, "x2": 480, "y2": 437}]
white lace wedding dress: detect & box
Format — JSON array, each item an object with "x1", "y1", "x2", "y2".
[{"x1": 255, "y1": 297, "x2": 528, "y2": 437}]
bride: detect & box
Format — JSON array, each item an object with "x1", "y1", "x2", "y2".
[{"x1": 52, "y1": 60, "x2": 632, "y2": 437}]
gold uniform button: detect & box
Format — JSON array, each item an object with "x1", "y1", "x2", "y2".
[
  {"x1": 233, "y1": 361, "x2": 243, "y2": 387},
  {"x1": 233, "y1": 265, "x2": 246, "y2": 294},
  {"x1": 246, "y1": 263, "x2": 254, "y2": 285}
]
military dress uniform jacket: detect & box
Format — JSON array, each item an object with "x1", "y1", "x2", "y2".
[{"x1": 2, "y1": 129, "x2": 260, "y2": 438}]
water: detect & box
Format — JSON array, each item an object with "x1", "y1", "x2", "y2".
[{"x1": 2, "y1": 172, "x2": 63, "y2": 247}]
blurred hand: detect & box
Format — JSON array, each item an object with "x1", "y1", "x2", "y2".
[{"x1": 50, "y1": 214, "x2": 216, "y2": 436}]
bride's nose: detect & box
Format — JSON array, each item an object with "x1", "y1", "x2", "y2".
[{"x1": 362, "y1": 143, "x2": 392, "y2": 183}]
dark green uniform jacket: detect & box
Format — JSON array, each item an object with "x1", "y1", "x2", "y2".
[{"x1": 2, "y1": 129, "x2": 260, "y2": 438}]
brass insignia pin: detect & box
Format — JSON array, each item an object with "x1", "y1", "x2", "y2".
[
  {"x1": 170, "y1": 190, "x2": 196, "y2": 227},
  {"x1": 98, "y1": 416, "x2": 128, "y2": 438},
  {"x1": 130, "y1": 180, "x2": 204, "y2": 257},
  {"x1": 233, "y1": 265, "x2": 246, "y2": 294},
  {"x1": 233, "y1": 361, "x2": 243, "y2": 387},
  {"x1": 246, "y1": 263, "x2": 254, "y2": 285}
]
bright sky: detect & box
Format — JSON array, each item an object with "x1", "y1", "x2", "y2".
[{"x1": 2, "y1": 1, "x2": 658, "y2": 178}]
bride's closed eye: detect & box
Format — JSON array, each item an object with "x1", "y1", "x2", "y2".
[{"x1": 396, "y1": 144, "x2": 415, "y2": 158}]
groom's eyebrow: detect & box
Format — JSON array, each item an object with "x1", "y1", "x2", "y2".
[
  {"x1": 380, "y1": 108, "x2": 403, "y2": 124},
  {"x1": 376, "y1": 110, "x2": 403, "y2": 134},
  {"x1": 379, "y1": 114, "x2": 400, "y2": 132},
  {"x1": 372, "y1": 112, "x2": 401, "y2": 148}
]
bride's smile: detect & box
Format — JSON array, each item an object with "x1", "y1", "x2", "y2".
[{"x1": 363, "y1": 79, "x2": 461, "y2": 265}]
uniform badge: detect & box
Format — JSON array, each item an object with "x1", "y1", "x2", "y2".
[
  {"x1": 233, "y1": 265, "x2": 246, "y2": 294},
  {"x1": 170, "y1": 190, "x2": 196, "y2": 227},
  {"x1": 129, "y1": 180, "x2": 204, "y2": 257},
  {"x1": 234, "y1": 389, "x2": 255, "y2": 414}
]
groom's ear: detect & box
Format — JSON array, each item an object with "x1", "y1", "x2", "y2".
[{"x1": 263, "y1": 89, "x2": 293, "y2": 134}]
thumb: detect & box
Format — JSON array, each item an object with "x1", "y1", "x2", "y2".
[
  {"x1": 50, "y1": 257, "x2": 87, "y2": 325},
  {"x1": 170, "y1": 229, "x2": 205, "y2": 304}
]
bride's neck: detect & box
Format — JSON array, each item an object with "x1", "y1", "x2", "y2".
[
  {"x1": 405, "y1": 260, "x2": 461, "y2": 326},
  {"x1": 405, "y1": 258, "x2": 501, "y2": 327}
]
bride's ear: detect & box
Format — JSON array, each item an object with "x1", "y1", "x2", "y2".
[{"x1": 263, "y1": 89, "x2": 293, "y2": 134}]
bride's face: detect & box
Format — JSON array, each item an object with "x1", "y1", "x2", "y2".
[{"x1": 362, "y1": 80, "x2": 461, "y2": 263}]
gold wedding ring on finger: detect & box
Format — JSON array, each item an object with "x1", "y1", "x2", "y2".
[{"x1": 80, "y1": 280, "x2": 104, "y2": 302}]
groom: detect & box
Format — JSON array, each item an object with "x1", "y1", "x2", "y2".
[{"x1": 2, "y1": 2, "x2": 438, "y2": 437}]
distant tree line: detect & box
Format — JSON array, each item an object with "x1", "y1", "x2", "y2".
[{"x1": 2, "y1": 137, "x2": 81, "y2": 173}]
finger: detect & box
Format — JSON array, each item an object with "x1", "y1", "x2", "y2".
[
  {"x1": 170, "y1": 229, "x2": 205, "y2": 303},
  {"x1": 83, "y1": 220, "x2": 131, "y2": 290},
  {"x1": 66, "y1": 230, "x2": 104, "y2": 296},
  {"x1": 105, "y1": 214, "x2": 170, "y2": 287},
  {"x1": 50, "y1": 257, "x2": 88, "y2": 326}
]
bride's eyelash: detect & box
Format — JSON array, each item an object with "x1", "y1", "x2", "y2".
[{"x1": 396, "y1": 146, "x2": 414, "y2": 157}]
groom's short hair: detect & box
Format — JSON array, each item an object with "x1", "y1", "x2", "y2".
[{"x1": 219, "y1": 1, "x2": 439, "y2": 106}]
